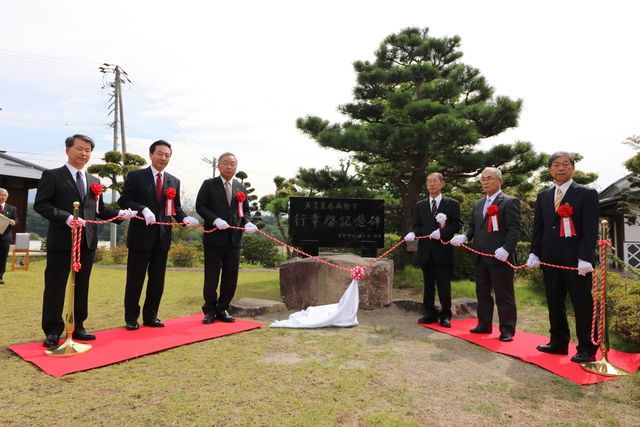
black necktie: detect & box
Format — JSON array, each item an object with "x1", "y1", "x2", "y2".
[
  {"x1": 431, "y1": 199, "x2": 437, "y2": 216},
  {"x1": 76, "y1": 171, "x2": 86, "y2": 200}
]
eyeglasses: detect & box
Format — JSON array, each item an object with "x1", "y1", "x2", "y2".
[
  {"x1": 479, "y1": 177, "x2": 498, "y2": 183},
  {"x1": 220, "y1": 162, "x2": 236, "y2": 167}
]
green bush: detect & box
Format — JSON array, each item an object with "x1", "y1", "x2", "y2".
[
  {"x1": 383, "y1": 234, "x2": 403, "y2": 260},
  {"x1": 452, "y1": 245, "x2": 475, "y2": 281},
  {"x1": 110, "y1": 244, "x2": 128, "y2": 265},
  {"x1": 607, "y1": 272, "x2": 640, "y2": 345},
  {"x1": 514, "y1": 241, "x2": 544, "y2": 288},
  {"x1": 169, "y1": 243, "x2": 200, "y2": 268},
  {"x1": 241, "y1": 235, "x2": 283, "y2": 268},
  {"x1": 94, "y1": 246, "x2": 109, "y2": 264}
]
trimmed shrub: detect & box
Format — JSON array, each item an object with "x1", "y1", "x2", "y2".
[
  {"x1": 94, "y1": 246, "x2": 109, "y2": 264},
  {"x1": 452, "y1": 245, "x2": 475, "y2": 281},
  {"x1": 607, "y1": 272, "x2": 640, "y2": 345},
  {"x1": 383, "y1": 234, "x2": 403, "y2": 260},
  {"x1": 514, "y1": 241, "x2": 544, "y2": 288},
  {"x1": 242, "y1": 235, "x2": 282, "y2": 268},
  {"x1": 110, "y1": 244, "x2": 128, "y2": 265},
  {"x1": 169, "y1": 243, "x2": 199, "y2": 268}
]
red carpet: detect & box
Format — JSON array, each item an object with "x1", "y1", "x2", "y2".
[
  {"x1": 6, "y1": 314, "x2": 263, "y2": 378},
  {"x1": 419, "y1": 318, "x2": 640, "y2": 385}
]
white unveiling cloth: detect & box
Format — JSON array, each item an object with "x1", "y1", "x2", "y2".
[{"x1": 270, "y1": 280, "x2": 360, "y2": 328}]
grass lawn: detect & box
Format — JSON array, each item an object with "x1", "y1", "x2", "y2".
[{"x1": 1, "y1": 264, "x2": 639, "y2": 426}]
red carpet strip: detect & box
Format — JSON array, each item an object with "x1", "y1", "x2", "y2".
[
  {"x1": 6, "y1": 314, "x2": 263, "y2": 378},
  {"x1": 419, "y1": 318, "x2": 640, "y2": 385}
]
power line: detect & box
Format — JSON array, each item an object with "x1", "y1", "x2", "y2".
[{"x1": 0, "y1": 49, "x2": 97, "y2": 72}]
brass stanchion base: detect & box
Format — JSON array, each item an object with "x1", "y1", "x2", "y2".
[
  {"x1": 581, "y1": 353, "x2": 630, "y2": 377},
  {"x1": 44, "y1": 337, "x2": 92, "y2": 358}
]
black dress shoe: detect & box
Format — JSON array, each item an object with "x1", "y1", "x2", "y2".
[
  {"x1": 202, "y1": 313, "x2": 215, "y2": 324},
  {"x1": 571, "y1": 352, "x2": 596, "y2": 363},
  {"x1": 536, "y1": 343, "x2": 569, "y2": 355},
  {"x1": 440, "y1": 319, "x2": 451, "y2": 328},
  {"x1": 143, "y1": 318, "x2": 165, "y2": 327},
  {"x1": 43, "y1": 334, "x2": 59, "y2": 348},
  {"x1": 418, "y1": 317, "x2": 438, "y2": 324},
  {"x1": 470, "y1": 327, "x2": 492, "y2": 334},
  {"x1": 0, "y1": 279, "x2": 5, "y2": 284},
  {"x1": 216, "y1": 311, "x2": 235, "y2": 323},
  {"x1": 499, "y1": 333, "x2": 513, "y2": 342},
  {"x1": 125, "y1": 322, "x2": 139, "y2": 331},
  {"x1": 72, "y1": 330, "x2": 96, "y2": 341}
]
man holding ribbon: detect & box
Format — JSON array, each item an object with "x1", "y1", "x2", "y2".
[
  {"x1": 404, "y1": 173, "x2": 463, "y2": 327},
  {"x1": 451, "y1": 167, "x2": 520, "y2": 342},
  {"x1": 527, "y1": 151, "x2": 600, "y2": 363},
  {"x1": 34, "y1": 134, "x2": 137, "y2": 347},
  {"x1": 118, "y1": 140, "x2": 199, "y2": 331},
  {"x1": 196, "y1": 152, "x2": 257, "y2": 324}
]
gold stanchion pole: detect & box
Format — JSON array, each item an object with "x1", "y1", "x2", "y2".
[
  {"x1": 45, "y1": 202, "x2": 92, "y2": 357},
  {"x1": 581, "y1": 219, "x2": 629, "y2": 376}
]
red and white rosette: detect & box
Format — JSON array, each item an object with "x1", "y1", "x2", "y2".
[
  {"x1": 350, "y1": 266, "x2": 365, "y2": 280},
  {"x1": 435, "y1": 213, "x2": 447, "y2": 229},
  {"x1": 165, "y1": 188, "x2": 177, "y2": 216},
  {"x1": 557, "y1": 204, "x2": 577, "y2": 237},
  {"x1": 90, "y1": 183, "x2": 103, "y2": 214},
  {"x1": 235, "y1": 192, "x2": 246, "y2": 217},
  {"x1": 486, "y1": 205, "x2": 499, "y2": 232}
]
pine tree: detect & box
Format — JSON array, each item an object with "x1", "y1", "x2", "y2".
[{"x1": 296, "y1": 27, "x2": 546, "y2": 269}]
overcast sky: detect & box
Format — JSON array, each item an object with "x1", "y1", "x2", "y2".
[{"x1": 1, "y1": 1, "x2": 638, "y2": 204}]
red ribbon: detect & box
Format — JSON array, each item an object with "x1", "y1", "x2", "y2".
[
  {"x1": 235, "y1": 192, "x2": 246, "y2": 217},
  {"x1": 165, "y1": 188, "x2": 177, "y2": 216},
  {"x1": 90, "y1": 183, "x2": 103, "y2": 214},
  {"x1": 486, "y1": 205, "x2": 499, "y2": 232},
  {"x1": 557, "y1": 205, "x2": 577, "y2": 237}
]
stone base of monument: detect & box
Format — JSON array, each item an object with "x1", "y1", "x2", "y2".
[
  {"x1": 279, "y1": 253, "x2": 393, "y2": 310},
  {"x1": 229, "y1": 297, "x2": 287, "y2": 318},
  {"x1": 393, "y1": 297, "x2": 478, "y2": 319}
]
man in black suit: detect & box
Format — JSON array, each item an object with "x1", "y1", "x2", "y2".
[
  {"x1": 528, "y1": 151, "x2": 600, "y2": 363},
  {"x1": 404, "y1": 173, "x2": 463, "y2": 327},
  {"x1": 119, "y1": 140, "x2": 199, "y2": 331},
  {"x1": 451, "y1": 167, "x2": 521, "y2": 342},
  {"x1": 196, "y1": 152, "x2": 256, "y2": 324},
  {"x1": 0, "y1": 188, "x2": 18, "y2": 284},
  {"x1": 34, "y1": 134, "x2": 136, "y2": 347}
]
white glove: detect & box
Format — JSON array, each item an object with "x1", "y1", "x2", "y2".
[
  {"x1": 244, "y1": 222, "x2": 258, "y2": 233},
  {"x1": 214, "y1": 218, "x2": 229, "y2": 230},
  {"x1": 527, "y1": 253, "x2": 540, "y2": 268},
  {"x1": 429, "y1": 229, "x2": 441, "y2": 240},
  {"x1": 142, "y1": 207, "x2": 156, "y2": 225},
  {"x1": 65, "y1": 216, "x2": 86, "y2": 227},
  {"x1": 450, "y1": 235, "x2": 468, "y2": 246},
  {"x1": 494, "y1": 247, "x2": 509, "y2": 262},
  {"x1": 404, "y1": 232, "x2": 415, "y2": 242},
  {"x1": 578, "y1": 260, "x2": 594, "y2": 276},
  {"x1": 119, "y1": 209, "x2": 138, "y2": 220},
  {"x1": 183, "y1": 216, "x2": 199, "y2": 227}
]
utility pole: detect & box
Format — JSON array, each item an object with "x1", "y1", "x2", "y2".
[
  {"x1": 100, "y1": 64, "x2": 130, "y2": 248},
  {"x1": 203, "y1": 157, "x2": 217, "y2": 177}
]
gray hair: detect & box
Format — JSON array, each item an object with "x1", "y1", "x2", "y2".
[
  {"x1": 427, "y1": 172, "x2": 444, "y2": 183},
  {"x1": 218, "y1": 152, "x2": 237, "y2": 164},
  {"x1": 482, "y1": 167, "x2": 502, "y2": 179}
]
